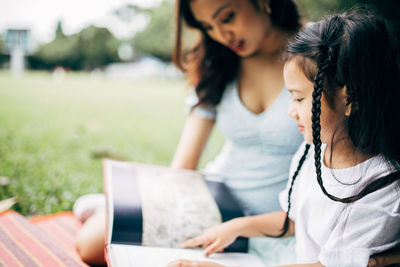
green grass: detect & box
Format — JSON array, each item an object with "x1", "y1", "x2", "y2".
[{"x1": 0, "y1": 71, "x2": 223, "y2": 216}]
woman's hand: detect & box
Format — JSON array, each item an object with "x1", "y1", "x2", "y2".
[
  {"x1": 167, "y1": 259, "x2": 227, "y2": 267},
  {"x1": 181, "y1": 219, "x2": 243, "y2": 256}
]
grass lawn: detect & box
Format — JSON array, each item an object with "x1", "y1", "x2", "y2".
[{"x1": 0, "y1": 71, "x2": 223, "y2": 216}]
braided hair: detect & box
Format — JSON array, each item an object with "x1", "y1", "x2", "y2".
[
  {"x1": 275, "y1": 143, "x2": 310, "y2": 238},
  {"x1": 276, "y1": 10, "x2": 400, "y2": 237}
]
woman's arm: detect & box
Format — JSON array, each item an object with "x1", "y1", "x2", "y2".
[
  {"x1": 182, "y1": 211, "x2": 294, "y2": 256},
  {"x1": 171, "y1": 112, "x2": 215, "y2": 170}
]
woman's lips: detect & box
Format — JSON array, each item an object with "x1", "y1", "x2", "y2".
[
  {"x1": 229, "y1": 40, "x2": 245, "y2": 53},
  {"x1": 297, "y1": 125, "x2": 304, "y2": 132}
]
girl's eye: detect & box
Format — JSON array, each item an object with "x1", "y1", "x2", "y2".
[
  {"x1": 294, "y1": 98, "x2": 304, "y2": 103},
  {"x1": 222, "y1": 12, "x2": 235, "y2": 23}
]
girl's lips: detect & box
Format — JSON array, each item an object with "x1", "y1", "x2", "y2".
[{"x1": 297, "y1": 125, "x2": 304, "y2": 132}]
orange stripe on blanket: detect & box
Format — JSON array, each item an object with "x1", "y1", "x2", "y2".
[{"x1": 29, "y1": 211, "x2": 76, "y2": 223}]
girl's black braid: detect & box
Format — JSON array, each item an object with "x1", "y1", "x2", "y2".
[
  {"x1": 274, "y1": 143, "x2": 310, "y2": 238},
  {"x1": 312, "y1": 49, "x2": 335, "y2": 201}
]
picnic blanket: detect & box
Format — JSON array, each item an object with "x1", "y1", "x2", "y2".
[{"x1": 0, "y1": 210, "x2": 89, "y2": 267}]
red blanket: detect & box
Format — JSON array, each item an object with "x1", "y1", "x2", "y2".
[{"x1": 0, "y1": 210, "x2": 89, "y2": 266}]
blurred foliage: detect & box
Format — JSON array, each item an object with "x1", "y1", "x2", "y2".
[
  {"x1": 28, "y1": 22, "x2": 121, "y2": 70},
  {"x1": 55, "y1": 21, "x2": 66, "y2": 39},
  {"x1": 123, "y1": 0, "x2": 198, "y2": 61},
  {"x1": 0, "y1": 35, "x2": 9, "y2": 67},
  {"x1": 0, "y1": 35, "x2": 4, "y2": 52},
  {"x1": 298, "y1": 0, "x2": 400, "y2": 35},
  {"x1": 131, "y1": 1, "x2": 175, "y2": 61}
]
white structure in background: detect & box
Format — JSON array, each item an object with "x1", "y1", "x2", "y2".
[
  {"x1": 105, "y1": 56, "x2": 182, "y2": 81},
  {"x1": 5, "y1": 29, "x2": 31, "y2": 76},
  {"x1": 118, "y1": 42, "x2": 134, "y2": 62}
]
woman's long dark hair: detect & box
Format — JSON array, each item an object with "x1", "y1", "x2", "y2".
[
  {"x1": 276, "y1": 10, "x2": 400, "y2": 237},
  {"x1": 173, "y1": 0, "x2": 301, "y2": 107}
]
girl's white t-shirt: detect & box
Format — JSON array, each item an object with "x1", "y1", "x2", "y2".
[{"x1": 279, "y1": 142, "x2": 400, "y2": 267}]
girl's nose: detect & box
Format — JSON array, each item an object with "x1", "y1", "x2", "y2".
[{"x1": 288, "y1": 104, "x2": 298, "y2": 119}]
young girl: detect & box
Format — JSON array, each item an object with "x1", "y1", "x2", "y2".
[{"x1": 168, "y1": 10, "x2": 400, "y2": 267}]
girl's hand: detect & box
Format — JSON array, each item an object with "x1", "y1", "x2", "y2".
[
  {"x1": 181, "y1": 219, "x2": 243, "y2": 256},
  {"x1": 167, "y1": 259, "x2": 226, "y2": 267},
  {"x1": 368, "y1": 247, "x2": 400, "y2": 267}
]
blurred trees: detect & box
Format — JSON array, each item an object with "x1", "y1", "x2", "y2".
[
  {"x1": 0, "y1": 36, "x2": 4, "y2": 52},
  {"x1": 298, "y1": 0, "x2": 400, "y2": 35},
  {"x1": 28, "y1": 22, "x2": 120, "y2": 70},
  {"x1": 55, "y1": 21, "x2": 66, "y2": 39},
  {"x1": 132, "y1": 1, "x2": 175, "y2": 61},
  {"x1": 0, "y1": 35, "x2": 9, "y2": 67}
]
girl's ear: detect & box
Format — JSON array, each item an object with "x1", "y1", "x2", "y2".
[
  {"x1": 337, "y1": 86, "x2": 352, "y2": 116},
  {"x1": 340, "y1": 86, "x2": 356, "y2": 116},
  {"x1": 345, "y1": 103, "x2": 352, "y2": 117}
]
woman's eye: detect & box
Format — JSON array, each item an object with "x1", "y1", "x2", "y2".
[
  {"x1": 222, "y1": 12, "x2": 235, "y2": 23},
  {"x1": 294, "y1": 98, "x2": 304, "y2": 103}
]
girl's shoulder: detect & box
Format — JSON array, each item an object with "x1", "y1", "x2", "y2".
[{"x1": 348, "y1": 155, "x2": 400, "y2": 213}]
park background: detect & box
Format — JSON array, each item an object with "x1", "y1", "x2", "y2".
[{"x1": 0, "y1": 0, "x2": 399, "y2": 216}]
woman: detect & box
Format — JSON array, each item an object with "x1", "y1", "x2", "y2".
[{"x1": 170, "y1": 0, "x2": 303, "y2": 265}]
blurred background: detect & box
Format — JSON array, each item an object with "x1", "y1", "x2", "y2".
[{"x1": 0, "y1": 0, "x2": 399, "y2": 216}]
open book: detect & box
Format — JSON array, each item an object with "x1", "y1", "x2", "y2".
[{"x1": 103, "y1": 159, "x2": 265, "y2": 267}]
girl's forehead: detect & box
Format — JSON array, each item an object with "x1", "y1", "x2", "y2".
[
  {"x1": 190, "y1": 0, "x2": 234, "y2": 9},
  {"x1": 284, "y1": 60, "x2": 315, "y2": 94},
  {"x1": 285, "y1": 56, "x2": 317, "y2": 83},
  {"x1": 190, "y1": 0, "x2": 247, "y2": 15}
]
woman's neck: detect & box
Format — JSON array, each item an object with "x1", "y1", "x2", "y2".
[
  {"x1": 255, "y1": 26, "x2": 290, "y2": 58},
  {"x1": 240, "y1": 27, "x2": 289, "y2": 72}
]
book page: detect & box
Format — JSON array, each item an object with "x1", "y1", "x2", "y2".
[
  {"x1": 108, "y1": 244, "x2": 265, "y2": 267},
  {"x1": 137, "y1": 164, "x2": 222, "y2": 247}
]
